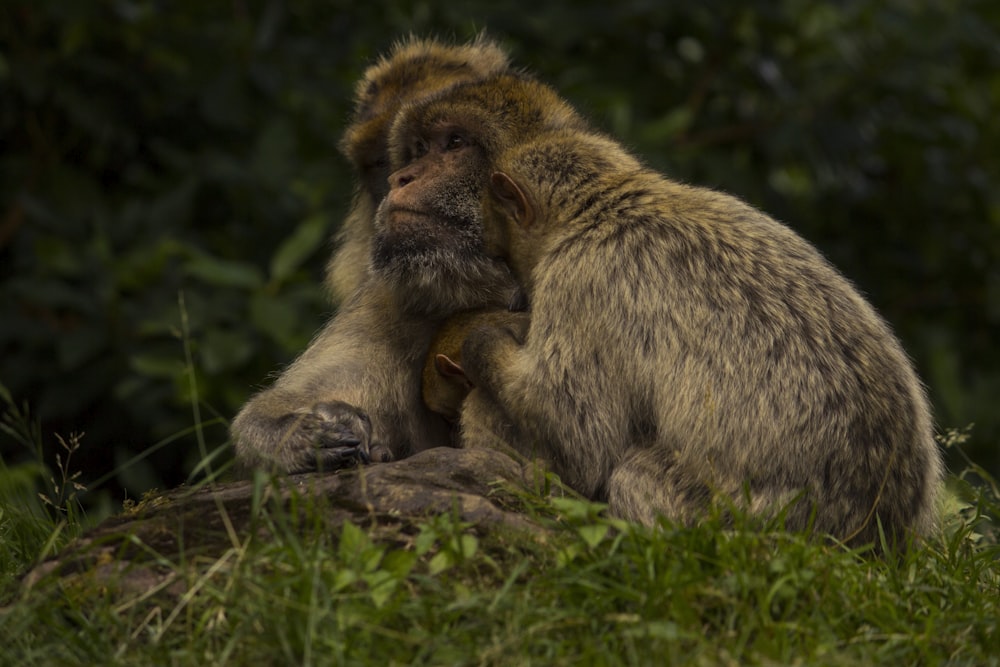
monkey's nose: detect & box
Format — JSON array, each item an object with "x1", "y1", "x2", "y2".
[{"x1": 390, "y1": 170, "x2": 416, "y2": 189}]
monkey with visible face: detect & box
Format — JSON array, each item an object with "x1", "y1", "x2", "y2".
[
  {"x1": 328, "y1": 34, "x2": 512, "y2": 304},
  {"x1": 230, "y1": 36, "x2": 526, "y2": 473},
  {"x1": 386, "y1": 78, "x2": 942, "y2": 547}
]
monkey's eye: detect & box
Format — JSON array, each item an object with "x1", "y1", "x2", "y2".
[
  {"x1": 445, "y1": 133, "x2": 467, "y2": 151},
  {"x1": 410, "y1": 139, "x2": 429, "y2": 160}
]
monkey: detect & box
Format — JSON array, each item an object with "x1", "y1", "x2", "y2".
[
  {"x1": 421, "y1": 308, "x2": 530, "y2": 424},
  {"x1": 328, "y1": 34, "x2": 512, "y2": 304},
  {"x1": 230, "y1": 36, "x2": 533, "y2": 474},
  {"x1": 384, "y1": 79, "x2": 943, "y2": 547}
]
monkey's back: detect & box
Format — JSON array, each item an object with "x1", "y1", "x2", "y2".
[{"x1": 524, "y1": 172, "x2": 941, "y2": 545}]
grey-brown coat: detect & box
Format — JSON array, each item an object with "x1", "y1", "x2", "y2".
[{"x1": 460, "y1": 128, "x2": 942, "y2": 547}]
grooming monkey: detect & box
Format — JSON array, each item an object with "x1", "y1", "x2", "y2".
[
  {"x1": 231, "y1": 36, "x2": 531, "y2": 473},
  {"x1": 385, "y1": 77, "x2": 942, "y2": 546}
]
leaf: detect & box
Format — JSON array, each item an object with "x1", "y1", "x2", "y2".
[
  {"x1": 129, "y1": 355, "x2": 184, "y2": 379},
  {"x1": 184, "y1": 254, "x2": 264, "y2": 290},
  {"x1": 623, "y1": 621, "x2": 682, "y2": 641},
  {"x1": 363, "y1": 570, "x2": 397, "y2": 609},
  {"x1": 556, "y1": 544, "x2": 582, "y2": 568},
  {"x1": 269, "y1": 213, "x2": 331, "y2": 285},
  {"x1": 380, "y1": 550, "x2": 418, "y2": 579},
  {"x1": 252, "y1": 118, "x2": 296, "y2": 185},
  {"x1": 414, "y1": 525, "x2": 438, "y2": 556},
  {"x1": 332, "y1": 568, "x2": 358, "y2": 592},
  {"x1": 458, "y1": 534, "x2": 478, "y2": 559},
  {"x1": 361, "y1": 545, "x2": 385, "y2": 574},
  {"x1": 199, "y1": 329, "x2": 254, "y2": 374},
  {"x1": 577, "y1": 524, "x2": 609, "y2": 549},
  {"x1": 338, "y1": 521, "x2": 369, "y2": 561},
  {"x1": 428, "y1": 551, "x2": 453, "y2": 575},
  {"x1": 550, "y1": 496, "x2": 602, "y2": 521},
  {"x1": 638, "y1": 107, "x2": 693, "y2": 144},
  {"x1": 57, "y1": 324, "x2": 107, "y2": 369},
  {"x1": 249, "y1": 293, "x2": 303, "y2": 349}
]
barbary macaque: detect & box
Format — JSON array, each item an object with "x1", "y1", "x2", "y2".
[
  {"x1": 385, "y1": 74, "x2": 942, "y2": 547},
  {"x1": 230, "y1": 36, "x2": 528, "y2": 473}
]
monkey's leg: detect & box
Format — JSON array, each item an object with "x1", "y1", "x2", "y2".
[
  {"x1": 605, "y1": 448, "x2": 707, "y2": 527},
  {"x1": 458, "y1": 388, "x2": 524, "y2": 460}
]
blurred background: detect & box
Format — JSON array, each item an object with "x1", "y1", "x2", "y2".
[{"x1": 2, "y1": 0, "x2": 997, "y2": 519}]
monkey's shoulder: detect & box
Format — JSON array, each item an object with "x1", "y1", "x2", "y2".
[{"x1": 554, "y1": 174, "x2": 798, "y2": 250}]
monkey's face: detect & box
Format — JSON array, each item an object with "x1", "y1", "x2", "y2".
[
  {"x1": 380, "y1": 123, "x2": 488, "y2": 239},
  {"x1": 372, "y1": 121, "x2": 515, "y2": 315},
  {"x1": 370, "y1": 72, "x2": 591, "y2": 315}
]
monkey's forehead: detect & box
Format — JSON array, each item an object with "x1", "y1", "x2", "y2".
[
  {"x1": 389, "y1": 74, "x2": 586, "y2": 153},
  {"x1": 351, "y1": 38, "x2": 511, "y2": 123}
]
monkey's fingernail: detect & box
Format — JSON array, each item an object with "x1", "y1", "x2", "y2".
[{"x1": 320, "y1": 437, "x2": 361, "y2": 448}]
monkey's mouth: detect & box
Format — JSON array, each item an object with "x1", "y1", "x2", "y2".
[{"x1": 382, "y1": 207, "x2": 439, "y2": 232}]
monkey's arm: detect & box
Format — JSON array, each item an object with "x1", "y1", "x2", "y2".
[
  {"x1": 231, "y1": 285, "x2": 446, "y2": 474},
  {"x1": 451, "y1": 316, "x2": 534, "y2": 461},
  {"x1": 459, "y1": 319, "x2": 571, "y2": 482},
  {"x1": 460, "y1": 320, "x2": 527, "y2": 407}
]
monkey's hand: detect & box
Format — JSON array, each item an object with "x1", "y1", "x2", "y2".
[
  {"x1": 461, "y1": 318, "x2": 526, "y2": 397},
  {"x1": 284, "y1": 400, "x2": 375, "y2": 473},
  {"x1": 502, "y1": 311, "x2": 531, "y2": 341}
]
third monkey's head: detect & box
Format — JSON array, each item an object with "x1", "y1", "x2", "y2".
[
  {"x1": 339, "y1": 35, "x2": 511, "y2": 205},
  {"x1": 482, "y1": 129, "x2": 645, "y2": 289},
  {"x1": 371, "y1": 73, "x2": 589, "y2": 314}
]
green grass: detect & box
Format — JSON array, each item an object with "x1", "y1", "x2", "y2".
[
  {"x1": 0, "y1": 461, "x2": 998, "y2": 666},
  {"x1": 2, "y1": 383, "x2": 997, "y2": 666}
]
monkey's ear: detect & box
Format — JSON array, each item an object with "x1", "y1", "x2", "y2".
[
  {"x1": 435, "y1": 354, "x2": 474, "y2": 389},
  {"x1": 490, "y1": 172, "x2": 535, "y2": 228}
]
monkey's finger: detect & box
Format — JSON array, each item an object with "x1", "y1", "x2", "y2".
[
  {"x1": 325, "y1": 445, "x2": 371, "y2": 466},
  {"x1": 319, "y1": 434, "x2": 362, "y2": 447},
  {"x1": 315, "y1": 421, "x2": 367, "y2": 447}
]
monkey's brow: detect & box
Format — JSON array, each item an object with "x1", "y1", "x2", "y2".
[{"x1": 428, "y1": 118, "x2": 465, "y2": 132}]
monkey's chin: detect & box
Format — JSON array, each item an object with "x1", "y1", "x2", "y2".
[
  {"x1": 382, "y1": 210, "x2": 439, "y2": 235},
  {"x1": 371, "y1": 243, "x2": 517, "y2": 317}
]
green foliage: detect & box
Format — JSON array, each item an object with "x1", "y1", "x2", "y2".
[
  {"x1": 0, "y1": 383, "x2": 86, "y2": 584},
  {"x1": 1, "y1": 466, "x2": 998, "y2": 665},
  {"x1": 1, "y1": 0, "x2": 998, "y2": 502}
]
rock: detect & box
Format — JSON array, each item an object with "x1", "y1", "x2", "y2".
[{"x1": 21, "y1": 447, "x2": 550, "y2": 598}]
